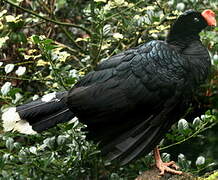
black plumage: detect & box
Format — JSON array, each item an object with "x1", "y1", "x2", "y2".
[{"x1": 2, "y1": 9, "x2": 214, "y2": 166}]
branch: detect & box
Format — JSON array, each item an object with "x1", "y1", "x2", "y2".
[
  {"x1": 160, "y1": 121, "x2": 214, "y2": 151},
  {"x1": 2, "y1": 0, "x2": 92, "y2": 35},
  {"x1": 33, "y1": 0, "x2": 85, "y2": 52},
  {"x1": 0, "y1": 75, "x2": 46, "y2": 81},
  {"x1": 155, "y1": 0, "x2": 166, "y2": 15}
]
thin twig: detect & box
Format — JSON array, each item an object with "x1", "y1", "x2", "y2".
[
  {"x1": 160, "y1": 122, "x2": 214, "y2": 151},
  {"x1": 53, "y1": 41, "x2": 77, "y2": 53},
  {"x1": 24, "y1": 21, "x2": 45, "y2": 28},
  {"x1": 95, "y1": 24, "x2": 104, "y2": 64},
  {"x1": 155, "y1": 0, "x2": 166, "y2": 15},
  {"x1": 37, "y1": 0, "x2": 52, "y2": 15},
  {"x1": 0, "y1": 75, "x2": 46, "y2": 81},
  {"x1": 34, "y1": 0, "x2": 85, "y2": 54}
]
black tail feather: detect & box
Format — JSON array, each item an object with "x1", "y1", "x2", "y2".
[
  {"x1": 101, "y1": 115, "x2": 166, "y2": 165},
  {"x1": 101, "y1": 98, "x2": 180, "y2": 165},
  {"x1": 3, "y1": 92, "x2": 75, "y2": 134},
  {"x1": 32, "y1": 108, "x2": 74, "y2": 132}
]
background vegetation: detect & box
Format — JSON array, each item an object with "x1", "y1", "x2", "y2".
[{"x1": 0, "y1": 0, "x2": 218, "y2": 179}]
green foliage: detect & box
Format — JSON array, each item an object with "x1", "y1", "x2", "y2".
[
  {"x1": 0, "y1": 0, "x2": 218, "y2": 179},
  {"x1": 0, "y1": 121, "x2": 107, "y2": 179},
  {"x1": 205, "y1": 171, "x2": 218, "y2": 180}
]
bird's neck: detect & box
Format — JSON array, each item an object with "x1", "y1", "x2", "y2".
[
  {"x1": 167, "y1": 34, "x2": 211, "y2": 86},
  {"x1": 166, "y1": 33, "x2": 201, "y2": 50}
]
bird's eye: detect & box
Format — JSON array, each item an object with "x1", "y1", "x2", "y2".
[{"x1": 194, "y1": 17, "x2": 199, "y2": 22}]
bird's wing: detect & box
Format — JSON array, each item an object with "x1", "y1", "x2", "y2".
[
  {"x1": 66, "y1": 40, "x2": 187, "y2": 120},
  {"x1": 65, "y1": 40, "x2": 189, "y2": 163}
]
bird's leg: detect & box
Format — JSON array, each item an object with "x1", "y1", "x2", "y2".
[{"x1": 154, "y1": 147, "x2": 182, "y2": 176}]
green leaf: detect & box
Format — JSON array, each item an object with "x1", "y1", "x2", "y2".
[
  {"x1": 43, "y1": 152, "x2": 55, "y2": 168},
  {"x1": 5, "y1": 138, "x2": 14, "y2": 151},
  {"x1": 17, "y1": 32, "x2": 27, "y2": 43},
  {"x1": 56, "y1": 0, "x2": 67, "y2": 9},
  {"x1": 43, "y1": 39, "x2": 53, "y2": 45},
  {"x1": 32, "y1": 35, "x2": 40, "y2": 44}
]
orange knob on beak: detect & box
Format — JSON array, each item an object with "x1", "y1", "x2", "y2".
[{"x1": 201, "y1": 9, "x2": 216, "y2": 26}]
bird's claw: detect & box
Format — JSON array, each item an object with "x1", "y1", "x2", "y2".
[
  {"x1": 157, "y1": 161, "x2": 182, "y2": 176},
  {"x1": 154, "y1": 147, "x2": 182, "y2": 176}
]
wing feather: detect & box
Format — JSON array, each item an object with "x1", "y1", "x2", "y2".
[{"x1": 65, "y1": 40, "x2": 188, "y2": 163}]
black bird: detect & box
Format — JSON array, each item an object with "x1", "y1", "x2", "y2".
[{"x1": 2, "y1": 9, "x2": 216, "y2": 175}]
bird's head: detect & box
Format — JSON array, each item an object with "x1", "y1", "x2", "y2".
[{"x1": 167, "y1": 9, "x2": 216, "y2": 42}]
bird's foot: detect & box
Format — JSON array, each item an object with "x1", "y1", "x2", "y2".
[
  {"x1": 156, "y1": 160, "x2": 182, "y2": 176},
  {"x1": 154, "y1": 147, "x2": 182, "y2": 176}
]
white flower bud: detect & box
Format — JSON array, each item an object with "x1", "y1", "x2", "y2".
[
  {"x1": 5, "y1": 64, "x2": 15, "y2": 74},
  {"x1": 193, "y1": 117, "x2": 202, "y2": 127},
  {"x1": 15, "y1": 66, "x2": 26, "y2": 76},
  {"x1": 1, "y1": 82, "x2": 12, "y2": 95},
  {"x1": 178, "y1": 153, "x2": 185, "y2": 160},
  {"x1": 176, "y1": 3, "x2": 185, "y2": 11},
  {"x1": 178, "y1": 119, "x2": 189, "y2": 130}
]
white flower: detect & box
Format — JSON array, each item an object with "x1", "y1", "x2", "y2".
[
  {"x1": 113, "y1": 33, "x2": 123, "y2": 40},
  {"x1": 0, "y1": 62, "x2": 3, "y2": 67},
  {"x1": 196, "y1": 156, "x2": 205, "y2": 166},
  {"x1": 1, "y1": 82, "x2": 12, "y2": 95},
  {"x1": 5, "y1": 64, "x2": 15, "y2": 74},
  {"x1": 15, "y1": 66, "x2": 26, "y2": 76}
]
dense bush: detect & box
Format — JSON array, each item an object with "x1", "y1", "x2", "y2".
[{"x1": 0, "y1": 0, "x2": 218, "y2": 179}]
